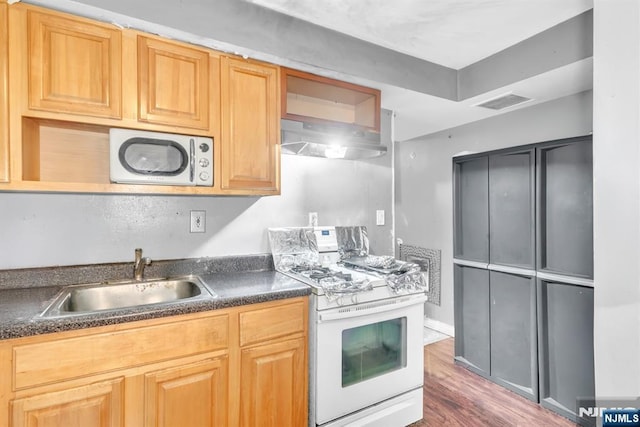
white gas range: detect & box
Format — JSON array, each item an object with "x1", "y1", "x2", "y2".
[{"x1": 269, "y1": 226, "x2": 427, "y2": 427}]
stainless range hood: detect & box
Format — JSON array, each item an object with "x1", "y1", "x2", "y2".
[{"x1": 281, "y1": 119, "x2": 387, "y2": 160}]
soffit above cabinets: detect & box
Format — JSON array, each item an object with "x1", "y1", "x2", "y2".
[{"x1": 24, "y1": 0, "x2": 594, "y2": 140}]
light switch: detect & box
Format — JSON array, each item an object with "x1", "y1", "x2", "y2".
[{"x1": 376, "y1": 210, "x2": 385, "y2": 226}]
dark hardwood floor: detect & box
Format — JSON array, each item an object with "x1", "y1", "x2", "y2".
[{"x1": 411, "y1": 338, "x2": 577, "y2": 427}]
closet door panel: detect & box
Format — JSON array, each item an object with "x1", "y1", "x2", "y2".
[
  {"x1": 489, "y1": 270, "x2": 537, "y2": 401},
  {"x1": 489, "y1": 149, "x2": 535, "y2": 269},
  {"x1": 537, "y1": 280, "x2": 594, "y2": 423},
  {"x1": 537, "y1": 138, "x2": 593, "y2": 278},
  {"x1": 453, "y1": 157, "x2": 489, "y2": 262},
  {"x1": 454, "y1": 265, "x2": 490, "y2": 375}
]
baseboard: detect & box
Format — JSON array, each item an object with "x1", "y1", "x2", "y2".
[{"x1": 423, "y1": 317, "x2": 455, "y2": 337}]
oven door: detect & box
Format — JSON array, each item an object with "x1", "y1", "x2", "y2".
[{"x1": 315, "y1": 294, "x2": 426, "y2": 425}]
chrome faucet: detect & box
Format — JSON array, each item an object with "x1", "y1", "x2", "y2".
[{"x1": 133, "y1": 248, "x2": 152, "y2": 281}]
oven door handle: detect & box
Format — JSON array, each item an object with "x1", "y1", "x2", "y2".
[{"x1": 318, "y1": 295, "x2": 427, "y2": 322}]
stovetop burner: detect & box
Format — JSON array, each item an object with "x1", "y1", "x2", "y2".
[
  {"x1": 289, "y1": 265, "x2": 354, "y2": 283},
  {"x1": 285, "y1": 263, "x2": 382, "y2": 294}
]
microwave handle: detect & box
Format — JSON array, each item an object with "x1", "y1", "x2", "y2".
[{"x1": 189, "y1": 138, "x2": 195, "y2": 183}]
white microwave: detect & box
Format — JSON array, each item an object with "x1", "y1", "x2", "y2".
[{"x1": 109, "y1": 128, "x2": 213, "y2": 186}]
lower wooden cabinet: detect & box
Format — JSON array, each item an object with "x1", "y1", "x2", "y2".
[
  {"x1": 240, "y1": 337, "x2": 306, "y2": 427},
  {"x1": 11, "y1": 378, "x2": 124, "y2": 427},
  {"x1": 145, "y1": 357, "x2": 228, "y2": 427},
  {"x1": 0, "y1": 297, "x2": 308, "y2": 427}
]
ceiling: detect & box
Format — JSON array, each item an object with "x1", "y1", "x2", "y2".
[{"x1": 246, "y1": 0, "x2": 594, "y2": 141}]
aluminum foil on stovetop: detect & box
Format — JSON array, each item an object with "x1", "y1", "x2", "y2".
[
  {"x1": 288, "y1": 265, "x2": 373, "y2": 300},
  {"x1": 267, "y1": 227, "x2": 319, "y2": 271},
  {"x1": 335, "y1": 226, "x2": 369, "y2": 259},
  {"x1": 344, "y1": 255, "x2": 428, "y2": 294}
]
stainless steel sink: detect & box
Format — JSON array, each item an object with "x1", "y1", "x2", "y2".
[{"x1": 41, "y1": 276, "x2": 215, "y2": 317}]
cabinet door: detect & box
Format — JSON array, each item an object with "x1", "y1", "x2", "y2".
[
  {"x1": 240, "y1": 337, "x2": 306, "y2": 427},
  {"x1": 144, "y1": 357, "x2": 228, "y2": 427},
  {"x1": 27, "y1": 10, "x2": 122, "y2": 119},
  {"x1": 221, "y1": 57, "x2": 280, "y2": 193},
  {"x1": 137, "y1": 36, "x2": 210, "y2": 130},
  {"x1": 489, "y1": 270, "x2": 537, "y2": 400},
  {"x1": 453, "y1": 156, "x2": 489, "y2": 262},
  {"x1": 11, "y1": 378, "x2": 123, "y2": 427},
  {"x1": 537, "y1": 137, "x2": 593, "y2": 278},
  {"x1": 538, "y1": 281, "x2": 594, "y2": 423},
  {"x1": 454, "y1": 264, "x2": 490, "y2": 374},
  {"x1": 489, "y1": 149, "x2": 535, "y2": 269},
  {"x1": 0, "y1": 0, "x2": 7, "y2": 183}
]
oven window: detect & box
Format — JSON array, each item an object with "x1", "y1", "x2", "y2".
[{"x1": 342, "y1": 317, "x2": 407, "y2": 387}]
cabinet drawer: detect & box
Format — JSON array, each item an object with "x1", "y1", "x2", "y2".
[
  {"x1": 239, "y1": 301, "x2": 305, "y2": 347},
  {"x1": 13, "y1": 314, "x2": 228, "y2": 390}
]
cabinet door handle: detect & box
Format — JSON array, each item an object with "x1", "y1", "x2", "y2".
[{"x1": 189, "y1": 138, "x2": 195, "y2": 183}]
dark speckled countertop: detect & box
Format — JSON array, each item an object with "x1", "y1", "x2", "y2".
[{"x1": 0, "y1": 255, "x2": 311, "y2": 340}]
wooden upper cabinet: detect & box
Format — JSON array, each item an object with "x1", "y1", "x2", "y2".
[
  {"x1": 137, "y1": 36, "x2": 210, "y2": 130},
  {"x1": 281, "y1": 67, "x2": 380, "y2": 132},
  {"x1": 0, "y1": 0, "x2": 8, "y2": 183},
  {"x1": 27, "y1": 10, "x2": 122, "y2": 119},
  {"x1": 220, "y1": 57, "x2": 280, "y2": 194},
  {"x1": 5, "y1": 2, "x2": 286, "y2": 195}
]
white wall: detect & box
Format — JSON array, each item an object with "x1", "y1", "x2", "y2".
[
  {"x1": 592, "y1": 0, "x2": 640, "y2": 400},
  {"x1": 0, "y1": 113, "x2": 394, "y2": 270},
  {"x1": 395, "y1": 91, "x2": 593, "y2": 327}
]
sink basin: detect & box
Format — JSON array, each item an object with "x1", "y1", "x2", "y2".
[{"x1": 41, "y1": 276, "x2": 215, "y2": 317}]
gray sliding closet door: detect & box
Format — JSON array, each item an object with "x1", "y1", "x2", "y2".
[
  {"x1": 489, "y1": 150, "x2": 535, "y2": 268},
  {"x1": 537, "y1": 280, "x2": 595, "y2": 423},
  {"x1": 453, "y1": 157, "x2": 489, "y2": 262},
  {"x1": 537, "y1": 139, "x2": 593, "y2": 278},
  {"x1": 454, "y1": 265, "x2": 490, "y2": 375},
  {"x1": 453, "y1": 135, "x2": 594, "y2": 425},
  {"x1": 490, "y1": 270, "x2": 538, "y2": 400}
]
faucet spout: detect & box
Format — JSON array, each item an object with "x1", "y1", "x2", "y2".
[{"x1": 134, "y1": 248, "x2": 152, "y2": 281}]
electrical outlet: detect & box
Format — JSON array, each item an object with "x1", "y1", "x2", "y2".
[
  {"x1": 376, "y1": 210, "x2": 385, "y2": 226},
  {"x1": 308, "y1": 212, "x2": 318, "y2": 227},
  {"x1": 190, "y1": 210, "x2": 206, "y2": 233}
]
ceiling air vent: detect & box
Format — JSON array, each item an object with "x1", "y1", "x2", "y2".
[{"x1": 474, "y1": 93, "x2": 532, "y2": 110}]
